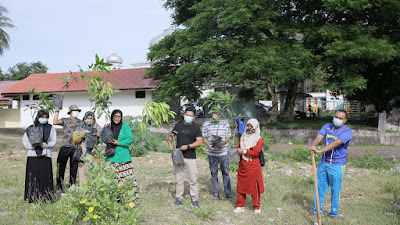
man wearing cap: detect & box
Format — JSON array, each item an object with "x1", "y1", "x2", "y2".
[
  {"x1": 53, "y1": 105, "x2": 84, "y2": 193},
  {"x1": 202, "y1": 110, "x2": 232, "y2": 200}
]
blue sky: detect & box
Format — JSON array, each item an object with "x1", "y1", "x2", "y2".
[{"x1": 0, "y1": 0, "x2": 172, "y2": 73}]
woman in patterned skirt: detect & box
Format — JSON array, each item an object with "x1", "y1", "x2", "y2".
[{"x1": 103, "y1": 109, "x2": 138, "y2": 201}]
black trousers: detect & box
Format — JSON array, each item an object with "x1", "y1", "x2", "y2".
[{"x1": 56, "y1": 146, "x2": 78, "y2": 190}]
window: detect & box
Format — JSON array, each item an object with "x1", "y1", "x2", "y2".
[
  {"x1": 135, "y1": 91, "x2": 146, "y2": 98},
  {"x1": 23, "y1": 95, "x2": 29, "y2": 100},
  {"x1": 33, "y1": 95, "x2": 39, "y2": 100}
]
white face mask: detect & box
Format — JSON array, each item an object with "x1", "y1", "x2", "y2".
[
  {"x1": 212, "y1": 114, "x2": 218, "y2": 119},
  {"x1": 333, "y1": 117, "x2": 344, "y2": 127},
  {"x1": 71, "y1": 111, "x2": 79, "y2": 118}
]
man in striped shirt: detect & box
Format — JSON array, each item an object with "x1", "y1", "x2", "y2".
[{"x1": 202, "y1": 110, "x2": 232, "y2": 200}]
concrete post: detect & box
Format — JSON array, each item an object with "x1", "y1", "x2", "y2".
[{"x1": 378, "y1": 112, "x2": 386, "y2": 136}]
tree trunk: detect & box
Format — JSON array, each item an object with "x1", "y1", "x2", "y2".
[
  {"x1": 280, "y1": 81, "x2": 300, "y2": 122},
  {"x1": 267, "y1": 83, "x2": 279, "y2": 113}
]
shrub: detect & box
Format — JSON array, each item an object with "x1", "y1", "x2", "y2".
[
  {"x1": 124, "y1": 116, "x2": 169, "y2": 157},
  {"x1": 261, "y1": 129, "x2": 276, "y2": 151},
  {"x1": 30, "y1": 146, "x2": 141, "y2": 224},
  {"x1": 351, "y1": 150, "x2": 395, "y2": 170}
]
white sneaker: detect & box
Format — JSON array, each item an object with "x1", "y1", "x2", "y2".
[
  {"x1": 233, "y1": 207, "x2": 245, "y2": 213},
  {"x1": 254, "y1": 209, "x2": 261, "y2": 214}
]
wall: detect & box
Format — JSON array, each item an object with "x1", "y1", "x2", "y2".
[
  {"x1": 19, "y1": 90, "x2": 153, "y2": 128},
  {"x1": 0, "y1": 109, "x2": 20, "y2": 128}
]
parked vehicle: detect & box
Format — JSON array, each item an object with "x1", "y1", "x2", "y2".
[
  {"x1": 294, "y1": 110, "x2": 317, "y2": 120},
  {"x1": 180, "y1": 102, "x2": 205, "y2": 117}
]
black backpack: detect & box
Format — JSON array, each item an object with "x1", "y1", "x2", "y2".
[{"x1": 259, "y1": 149, "x2": 265, "y2": 167}]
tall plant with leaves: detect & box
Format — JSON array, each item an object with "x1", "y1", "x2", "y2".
[
  {"x1": 24, "y1": 88, "x2": 58, "y2": 126},
  {"x1": 58, "y1": 55, "x2": 118, "y2": 121},
  {"x1": 138, "y1": 101, "x2": 176, "y2": 131},
  {"x1": 201, "y1": 91, "x2": 238, "y2": 144}
]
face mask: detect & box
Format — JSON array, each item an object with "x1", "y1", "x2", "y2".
[
  {"x1": 333, "y1": 117, "x2": 344, "y2": 127},
  {"x1": 38, "y1": 118, "x2": 48, "y2": 124},
  {"x1": 71, "y1": 111, "x2": 79, "y2": 118},
  {"x1": 246, "y1": 128, "x2": 255, "y2": 134},
  {"x1": 241, "y1": 118, "x2": 245, "y2": 121},
  {"x1": 184, "y1": 116, "x2": 193, "y2": 124},
  {"x1": 212, "y1": 114, "x2": 218, "y2": 119},
  {"x1": 85, "y1": 119, "x2": 93, "y2": 125}
]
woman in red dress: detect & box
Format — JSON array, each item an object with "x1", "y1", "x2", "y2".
[{"x1": 234, "y1": 118, "x2": 264, "y2": 214}]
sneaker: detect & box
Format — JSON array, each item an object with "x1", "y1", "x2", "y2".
[
  {"x1": 233, "y1": 207, "x2": 245, "y2": 213},
  {"x1": 174, "y1": 199, "x2": 183, "y2": 206},
  {"x1": 255, "y1": 209, "x2": 261, "y2": 214},
  {"x1": 191, "y1": 201, "x2": 200, "y2": 208}
]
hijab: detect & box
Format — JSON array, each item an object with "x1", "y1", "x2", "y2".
[
  {"x1": 25, "y1": 110, "x2": 52, "y2": 154},
  {"x1": 111, "y1": 109, "x2": 123, "y2": 140},
  {"x1": 83, "y1": 111, "x2": 96, "y2": 132},
  {"x1": 239, "y1": 118, "x2": 261, "y2": 150}
]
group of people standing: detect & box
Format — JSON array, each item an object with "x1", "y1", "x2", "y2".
[
  {"x1": 168, "y1": 107, "x2": 352, "y2": 219},
  {"x1": 23, "y1": 104, "x2": 352, "y2": 221},
  {"x1": 23, "y1": 105, "x2": 135, "y2": 203}
]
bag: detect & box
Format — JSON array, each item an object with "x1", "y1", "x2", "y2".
[
  {"x1": 101, "y1": 127, "x2": 114, "y2": 144},
  {"x1": 259, "y1": 149, "x2": 265, "y2": 167},
  {"x1": 228, "y1": 146, "x2": 240, "y2": 163},
  {"x1": 73, "y1": 148, "x2": 83, "y2": 162},
  {"x1": 210, "y1": 135, "x2": 223, "y2": 149},
  {"x1": 28, "y1": 126, "x2": 43, "y2": 145},
  {"x1": 85, "y1": 132, "x2": 98, "y2": 149},
  {"x1": 105, "y1": 144, "x2": 116, "y2": 157},
  {"x1": 171, "y1": 148, "x2": 184, "y2": 165},
  {"x1": 52, "y1": 94, "x2": 63, "y2": 110}
]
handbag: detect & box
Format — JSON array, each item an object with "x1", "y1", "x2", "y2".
[
  {"x1": 73, "y1": 148, "x2": 83, "y2": 162},
  {"x1": 171, "y1": 148, "x2": 184, "y2": 165},
  {"x1": 105, "y1": 144, "x2": 116, "y2": 157},
  {"x1": 259, "y1": 149, "x2": 265, "y2": 167}
]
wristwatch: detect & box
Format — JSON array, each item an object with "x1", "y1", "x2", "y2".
[{"x1": 188, "y1": 144, "x2": 190, "y2": 149}]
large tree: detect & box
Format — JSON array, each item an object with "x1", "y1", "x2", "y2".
[
  {"x1": 0, "y1": 5, "x2": 14, "y2": 55},
  {"x1": 5, "y1": 61, "x2": 48, "y2": 80},
  {"x1": 148, "y1": 0, "x2": 400, "y2": 120}
]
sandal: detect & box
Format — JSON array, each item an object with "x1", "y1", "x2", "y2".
[{"x1": 211, "y1": 195, "x2": 219, "y2": 200}]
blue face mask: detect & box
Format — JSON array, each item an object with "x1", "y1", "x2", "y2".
[
  {"x1": 333, "y1": 117, "x2": 343, "y2": 127},
  {"x1": 184, "y1": 115, "x2": 194, "y2": 124},
  {"x1": 39, "y1": 118, "x2": 48, "y2": 124}
]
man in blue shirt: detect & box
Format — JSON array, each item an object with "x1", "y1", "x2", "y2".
[
  {"x1": 309, "y1": 109, "x2": 353, "y2": 220},
  {"x1": 235, "y1": 114, "x2": 246, "y2": 138}
]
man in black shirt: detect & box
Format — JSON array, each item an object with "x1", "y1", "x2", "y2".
[{"x1": 168, "y1": 107, "x2": 203, "y2": 208}]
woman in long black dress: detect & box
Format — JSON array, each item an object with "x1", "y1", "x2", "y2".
[{"x1": 23, "y1": 110, "x2": 57, "y2": 203}]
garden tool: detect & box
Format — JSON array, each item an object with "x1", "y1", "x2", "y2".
[{"x1": 312, "y1": 152, "x2": 322, "y2": 225}]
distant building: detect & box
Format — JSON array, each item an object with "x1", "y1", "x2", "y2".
[{"x1": 307, "y1": 90, "x2": 344, "y2": 112}]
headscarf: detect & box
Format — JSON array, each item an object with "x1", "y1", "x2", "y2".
[
  {"x1": 83, "y1": 111, "x2": 96, "y2": 132},
  {"x1": 239, "y1": 118, "x2": 261, "y2": 151},
  {"x1": 111, "y1": 109, "x2": 123, "y2": 140},
  {"x1": 25, "y1": 110, "x2": 52, "y2": 154}
]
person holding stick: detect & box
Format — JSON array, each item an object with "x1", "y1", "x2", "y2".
[{"x1": 309, "y1": 109, "x2": 352, "y2": 220}]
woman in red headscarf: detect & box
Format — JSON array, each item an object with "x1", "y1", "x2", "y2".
[{"x1": 233, "y1": 118, "x2": 264, "y2": 214}]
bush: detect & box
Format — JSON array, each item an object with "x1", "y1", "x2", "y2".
[
  {"x1": 351, "y1": 150, "x2": 395, "y2": 170},
  {"x1": 30, "y1": 146, "x2": 141, "y2": 224},
  {"x1": 124, "y1": 116, "x2": 169, "y2": 157},
  {"x1": 260, "y1": 129, "x2": 276, "y2": 151}
]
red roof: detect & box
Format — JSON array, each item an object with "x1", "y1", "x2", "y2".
[
  {"x1": 0, "y1": 81, "x2": 19, "y2": 100},
  {"x1": 1, "y1": 68, "x2": 158, "y2": 95}
]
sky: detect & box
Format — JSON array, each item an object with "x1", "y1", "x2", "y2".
[{"x1": 0, "y1": 0, "x2": 172, "y2": 73}]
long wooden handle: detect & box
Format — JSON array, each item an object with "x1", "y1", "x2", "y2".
[{"x1": 312, "y1": 153, "x2": 322, "y2": 225}]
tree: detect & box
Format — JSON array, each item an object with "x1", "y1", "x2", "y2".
[
  {"x1": 148, "y1": 0, "x2": 400, "y2": 121},
  {"x1": 5, "y1": 61, "x2": 48, "y2": 80},
  {"x1": 0, "y1": 5, "x2": 14, "y2": 55}
]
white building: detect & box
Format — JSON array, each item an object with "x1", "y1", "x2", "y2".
[
  {"x1": 307, "y1": 89, "x2": 344, "y2": 112},
  {"x1": 1, "y1": 66, "x2": 158, "y2": 128}
]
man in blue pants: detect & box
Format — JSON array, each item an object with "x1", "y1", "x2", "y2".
[{"x1": 309, "y1": 109, "x2": 352, "y2": 220}]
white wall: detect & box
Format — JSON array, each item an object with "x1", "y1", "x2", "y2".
[{"x1": 19, "y1": 90, "x2": 153, "y2": 128}]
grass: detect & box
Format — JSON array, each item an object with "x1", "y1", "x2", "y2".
[
  {"x1": 386, "y1": 129, "x2": 400, "y2": 133},
  {"x1": 267, "y1": 119, "x2": 376, "y2": 129},
  {"x1": 0, "y1": 141, "x2": 399, "y2": 224}
]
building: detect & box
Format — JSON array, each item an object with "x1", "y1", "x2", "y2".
[
  {"x1": 1, "y1": 67, "x2": 158, "y2": 128},
  {"x1": 0, "y1": 81, "x2": 20, "y2": 128},
  {"x1": 307, "y1": 89, "x2": 344, "y2": 112}
]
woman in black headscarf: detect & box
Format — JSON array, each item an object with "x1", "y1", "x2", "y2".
[{"x1": 23, "y1": 110, "x2": 57, "y2": 203}]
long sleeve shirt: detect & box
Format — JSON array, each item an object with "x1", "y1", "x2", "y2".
[{"x1": 23, "y1": 126, "x2": 57, "y2": 158}]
